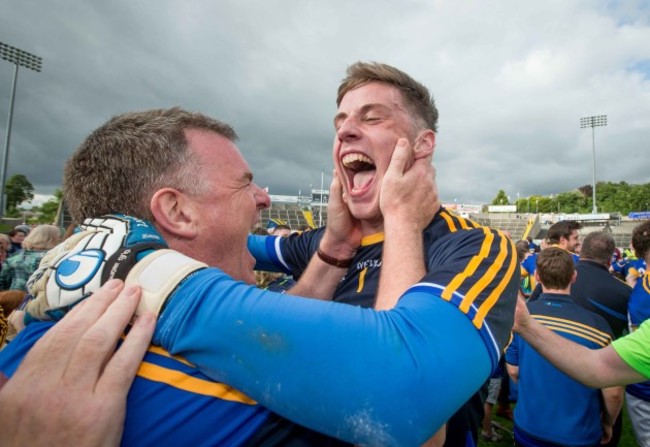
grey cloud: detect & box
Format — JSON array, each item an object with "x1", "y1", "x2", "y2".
[{"x1": 0, "y1": 0, "x2": 648, "y2": 205}]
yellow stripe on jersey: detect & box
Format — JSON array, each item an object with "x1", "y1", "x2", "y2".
[
  {"x1": 440, "y1": 211, "x2": 458, "y2": 233},
  {"x1": 147, "y1": 345, "x2": 194, "y2": 367},
  {"x1": 540, "y1": 325, "x2": 611, "y2": 347},
  {"x1": 534, "y1": 315, "x2": 612, "y2": 346},
  {"x1": 442, "y1": 227, "x2": 494, "y2": 302},
  {"x1": 361, "y1": 232, "x2": 384, "y2": 246},
  {"x1": 357, "y1": 267, "x2": 367, "y2": 293},
  {"x1": 440, "y1": 210, "x2": 482, "y2": 232},
  {"x1": 474, "y1": 237, "x2": 518, "y2": 328},
  {"x1": 137, "y1": 361, "x2": 257, "y2": 404},
  {"x1": 461, "y1": 232, "x2": 509, "y2": 313}
]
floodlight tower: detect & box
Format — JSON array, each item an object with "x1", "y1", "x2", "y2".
[
  {"x1": 580, "y1": 115, "x2": 607, "y2": 214},
  {"x1": 0, "y1": 42, "x2": 42, "y2": 216}
]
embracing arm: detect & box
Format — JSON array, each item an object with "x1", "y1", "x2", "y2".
[
  {"x1": 154, "y1": 271, "x2": 495, "y2": 447},
  {"x1": 514, "y1": 296, "x2": 647, "y2": 387}
]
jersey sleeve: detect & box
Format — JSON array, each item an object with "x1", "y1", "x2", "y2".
[
  {"x1": 247, "y1": 229, "x2": 322, "y2": 276},
  {"x1": 154, "y1": 267, "x2": 495, "y2": 446},
  {"x1": 612, "y1": 319, "x2": 650, "y2": 379},
  {"x1": 420, "y1": 227, "x2": 519, "y2": 365}
]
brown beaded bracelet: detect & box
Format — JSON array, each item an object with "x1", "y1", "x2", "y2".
[{"x1": 317, "y1": 248, "x2": 355, "y2": 268}]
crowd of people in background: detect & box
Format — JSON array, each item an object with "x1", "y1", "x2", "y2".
[{"x1": 480, "y1": 219, "x2": 649, "y2": 446}]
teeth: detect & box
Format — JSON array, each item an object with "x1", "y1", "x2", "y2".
[{"x1": 342, "y1": 153, "x2": 374, "y2": 167}]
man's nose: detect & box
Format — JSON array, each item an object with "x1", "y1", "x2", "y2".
[
  {"x1": 255, "y1": 184, "x2": 271, "y2": 210},
  {"x1": 336, "y1": 117, "x2": 361, "y2": 142}
]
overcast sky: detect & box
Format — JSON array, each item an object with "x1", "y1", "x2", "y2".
[{"x1": 1, "y1": 0, "x2": 649, "y2": 207}]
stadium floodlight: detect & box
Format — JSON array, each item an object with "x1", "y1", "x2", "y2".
[
  {"x1": 0, "y1": 42, "x2": 42, "y2": 216},
  {"x1": 580, "y1": 115, "x2": 607, "y2": 214}
]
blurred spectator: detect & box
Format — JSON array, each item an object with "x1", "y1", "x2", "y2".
[
  {"x1": 572, "y1": 232, "x2": 632, "y2": 339},
  {"x1": 481, "y1": 363, "x2": 504, "y2": 442},
  {"x1": 0, "y1": 225, "x2": 60, "y2": 291},
  {"x1": 269, "y1": 224, "x2": 292, "y2": 237},
  {"x1": 0, "y1": 290, "x2": 28, "y2": 347},
  {"x1": 14, "y1": 225, "x2": 31, "y2": 235},
  {"x1": 516, "y1": 240, "x2": 533, "y2": 298},
  {"x1": 0, "y1": 290, "x2": 28, "y2": 319},
  {"x1": 522, "y1": 221, "x2": 581, "y2": 293},
  {"x1": 526, "y1": 236, "x2": 540, "y2": 253},
  {"x1": 6, "y1": 229, "x2": 27, "y2": 257},
  {"x1": 0, "y1": 234, "x2": 9, "y2": 274}
]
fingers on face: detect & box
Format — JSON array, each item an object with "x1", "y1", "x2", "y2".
[{"x1": 389, "y1": 138, "x2": 413, "y2": 175}]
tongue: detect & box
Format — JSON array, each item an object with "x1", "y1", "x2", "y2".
[{"x1": 352, "y1": 170, "x2": 375, "y2": 190}]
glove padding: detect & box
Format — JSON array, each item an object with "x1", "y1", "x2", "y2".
[
  {"x1": 124, "y1": 249, "x2": 207, "y2": 317},
  {"x1": 26, "y1": 215, "x2": 169, "y2": 321}
]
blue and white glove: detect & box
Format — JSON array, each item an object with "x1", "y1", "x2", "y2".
[{"x1": 25, "y1": 215, "x2": 206, "y2": 321}]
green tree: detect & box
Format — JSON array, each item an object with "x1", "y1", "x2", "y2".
[
  {"x1": 491, "y1": 190, "x2": 509, "y2": 205},
  {"x1": 30, "y1": 189, "x2": 63, "y2": 224},
  {"x1": 5, "y1": 174, "x2": 34, "y2": 211}
]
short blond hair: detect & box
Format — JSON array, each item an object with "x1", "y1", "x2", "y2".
[
  {"x1": 22, "y1": 225, "x2": 61, "y2": 250},
  {"x1": 337, "y1": 62, "x2": 438, "y2": 132}
]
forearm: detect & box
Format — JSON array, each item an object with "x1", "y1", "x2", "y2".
[
  {"x1": 287, "y1": 230, "x2": 357, "y2": 300},
  {"x1": 601, "y1": 386, "x2": 624, "y2": 427},
  {"x1": 286, "y1": 252, "x2": 348, "y2": 300},
  {"x1": 155, "y1": 269, "x2": 493, "y2": 446},
  {"x1": 517, "y1": 318, "x2": 641, "y2": 387}
]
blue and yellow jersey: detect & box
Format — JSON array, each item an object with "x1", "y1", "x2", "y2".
[
  {"x1": 249, "y1": 207, "x2": 518, "y2": 355},
  {"x1": 0, "y1": 322, "x2": 347, "y2": 446},
  {"x1": 627, "y1": 258, "x2": 647, "y2": 285},
  {"x1": 505, "y1": 293, "x2": 613, "y2": 446}
]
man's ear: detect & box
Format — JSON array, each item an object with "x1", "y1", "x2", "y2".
[
  {"x1": 150, "y1": 188, "x2": 197, "y2": 239},
  {"x1": 414, "y1": 129, "x2": 436, "y2": 160}
]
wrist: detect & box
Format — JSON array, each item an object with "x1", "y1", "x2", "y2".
[
  {"x1": 319, "y1": 232, "x2": 358, "y2": 260},
  {"x1": 317, "y1": 248, "x2": 355, "y2": 269}
]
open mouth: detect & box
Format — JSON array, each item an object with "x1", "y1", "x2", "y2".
[{"x1": 341, "y1": 153, "x2": 376, "y2": 192}]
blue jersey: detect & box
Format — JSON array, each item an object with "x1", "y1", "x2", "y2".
[
  {"x1": 626, "y1": 272, "x2": 650, "y2": 401},
  {"x1": 506, "y1": 293, "x2": 613, "y2": 446},
  {"x1": 0, "y1": 321, "x2": 346, "y2": 446}
]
